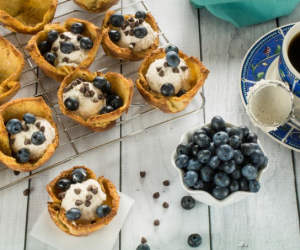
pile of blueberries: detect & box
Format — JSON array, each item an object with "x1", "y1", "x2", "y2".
[
  {"x1": 175, "y1": 116, "x2": 268, "y2": 200},
  {"x1": 38, "y1": 22, "x2": 93, "y2": 65},
  {"x1": 56, "y1": 168, "x2": 111, "y2": 221}
]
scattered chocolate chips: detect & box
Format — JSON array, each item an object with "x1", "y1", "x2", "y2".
[
  {"x1": 135, "y1": 20, "x2": 140, "y2": 27},
  {"x1": 75, "y1": 200, "x2": 83, "y2": 206},
  {"x1": 24, "y1": 138, "x2": 31, "y2": 145},
  {"x1": 71, "y1": 81, "x2": 79, "y2": 86},
  {"x1": 129, "y1": 43, "x2": 136, "y2": 49},
  {"x1": 163, "y1": 180, "x2": 170, "y2": 186},
  {"x1": 130, "y1": 22, "x2": 135, "y2": 28},
  {"x1": 139, "y1": 18, "x2": 144, "y2": 24},
  {"x1": 84, "y1": 91, "x2": 91, "y2": 97},
  {"x1": 121, "y1": 24, "x2": 126, "y2": 30},
  {"x1": 124, "y1": 20, "x2": 129, "y2": 26},
  {"x1": 23, "y1": 189, "x2": 30, "y2": 196},
  {"x1": 39, "y1": 126, "x2": 45, "y2": 133},
  {"x1": 87, "y1": 185, "x2": 93, "y2": 191},
  {"x1": 77, "y1": 35, "x2": 83, "y2": 41},
  {"x1": 35, "y1": 122, "x2": 41, "y2": 128},
  {"x1": 153, "y1": 192, "x2": 160, "y2": 199},
  {"x1": 163, "y1": 62, "x2": 169, "y2": 68},
  {"x1": 62, "y1": 57, "x2": 69, "y2": 63},
  {"x1": 92, "y1": 98, "x2": 99, "y2": 103},
  {"x1": 60, "y1": 34, "x2": 65, "y2": 39},
  {"x1": 154, "y1": 220, "x2": 160, "y2": 226},
  {"x1": 181, "y1": 66, "x2": 188, "y2": 72},
  {"x1": 74, "y1": 46, "x2": 80, "y2": 51},
  {"x1": 89, "y1": 90, "x2": 95, "y2": 97},
  {"x1": 140, "y1": 171, "x2": 146, "y2": 178},
  {"x1": 9, "y1": 138, "x2": 15, "y2": 145},
  {"x1": 13, "y1": 170, "x2": 20, "y2": 176},
  {"x1": 63, "y1": 85, "x2": 73, "y2": 93},
  {"x1": 163, "y1": 202, "x2": 169, "y2": 208},
  {"x1": 79, "y1": 86, "x2": 85, "y2": 93},
  {"x1": 92, "y1": 187, "x2": 98, "y2": 195},
  {"x1": 58, "y1": 192, "x2": 66, "y2": 199},
  {"x1": 52, "y1": 47, "x2": 58, "y2": 52},
  {"x1": 98, "y1": 94, "x2": 106, "y2": 100},
  {"x1": 173, "y1": 67, "x2": 180, "y2": 73},
  {"x1": 141, "y1": 237, "x2": 147, "y2": 244},
  {"x1": 128, "y1": 17, "x2": 134, "y2": 22},
  {"x1": 86, "y1": 194, "x2": 93, "y2": 200},
  {"x1": 74, "y1": 188, "x2": 81, "y2": 195},
  {"x1": 124, "y1": 30, "x2": 129, "y2": 36},
  {"x1": 22, "y1": 124, "x2": 29, "y2": 132},
  {"x1": 159, "y1": 70, "x2": 164, "y2": 77},
  {"x1": 156, "y1": 67, "x2": 162, "y2": 72},
  {"x1": 85, "y1": 200, "x2": 91, "y2": 207},
  {"x1": 129, "y1": 29, "x2": 134, "y2": 36}
]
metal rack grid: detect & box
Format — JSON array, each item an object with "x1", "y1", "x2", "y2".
[{"x1": 0, "y1": 0, "x2": 205, "y2": 191}]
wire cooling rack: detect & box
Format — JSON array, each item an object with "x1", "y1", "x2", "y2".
[{"x1": 0, "y1": 0, "x2": 205, "y2": 191}]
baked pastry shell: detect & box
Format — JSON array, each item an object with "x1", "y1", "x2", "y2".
[
  {"x1": 26, "y1": 18, "x2": 102, "y2": 82},
  {"x1": 74, "y1": 0, "x2": 119, "y2": 13},
  {"x1": 58, "y1": 67, "x2": 134, "y2": 132},
  {"x1": 0, "y1": 0, "x2": 58, "y2": 35},
  {"x1": 101, "y1": 11, "x2": 159, "y2": 61},
  {"x1": 136, "y1": 48, "x2": 209, "y2": 113},
  {"x1": 47, "y1": 166, "x2": 120, "y2": 236},
  {"x1": 0, "y1": 97, "x2": 59, "y2": 172}
]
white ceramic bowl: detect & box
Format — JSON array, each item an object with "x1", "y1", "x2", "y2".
[{"x1": 171, "y1": 122, "x2": 269, "y2": 207}]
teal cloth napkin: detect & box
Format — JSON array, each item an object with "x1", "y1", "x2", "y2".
[{"x1": 190, "y1": 0, "x2": 300, "y2": 27}]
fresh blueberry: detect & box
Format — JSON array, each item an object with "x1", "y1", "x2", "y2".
[
  {"x1": 246, "y1": 132, "x2": 258, "y2": 143},
  {"x1": 200, "y1": 166, "x2": 214, "y2": 182},
  {"x1": 228, "y1": 179, "x2": 239, "y2": 193},
  {"x1": 64, "y1": 96, "x2": 79, "y2": 111},
  {"x1": 195, "y1": 134, "x2": 211, "y2": 148},
  {"x1": 80, "y1": 37, "x2": 93, "y2": 50},
  {"x1": 228, "y1": 135, "x2": 242, "y2": 149},
  {"x1": 175, "y1": 154, "x2": 189, "y2": 169},
  {"x1": 66, "y1": 208, "x2": 81, "y2": 221},
  {"x1": 207, "y1": 142, "x2": 216, "y2": 155},
  {"x1": 211, "y1": 116, "x2": 225, "y2": 132},
  {"x1": 225, "y1": 127, "x2": 231, "y2": 134},
  {"x1": 71, "y1": 22, "x2": 85, "y2": 34},
  {"x1": 233, "y1": 150, "x2": 244, "y2": 165},
  {"x1": 135, "y1": 10, "x2": 146, "y2": 19},
  {"x1": 230, "y1": 166, "x2": 242, "y2": 180},
  {"x1": 107, "y1": 94, "x2": 123, "y2": 109},
  {"x1": 109, "y1": 13, "x2": 125, "y2": 27},
  {"x1": 177, "y1": 144, "x2": 190, "y2": 156},
  {"x1": 16, "y1": 148, "x2": 30, "y2": 163},
  {"x1": 38, "y1": 41, "x2": 51, "y2": 55},
  {"x1": 202, "y1": 126, "x2": 213, "y2": 138},
  {"x1": 240, "y1": 178, "x2": 249, "y2": 191},
  {"x1": 187, "y1": 159, "x2": 203, "y2": 171},
  {"x1": 6, "y1": 119, "x2": 22, "y2": 135},
  {"x1": 191, "y1": 145, "x2": 200, "y2": 157},
  {"x1": 228, "y1": 127, "x2": 244, "y2": 140},
  {"x1": 176, "y1": 89, "x2": 186, "y2": 97},
  {"x1": 213, "y1": 131, "x2": 229, "y2": 146},
  {"x1": 249, "y1": 180, "x2": 261, "y2": 193},
  {"x1": 44, "y1": 52, "x2": 56, "y2": 65},
  {"x1": 212, "y1": 186, "x2": 229, "y2": 200},
  {"x1": 242, "y1": 155, "x2": 250, "y2": 165},
  {"x1": 251, "y1": 143, "x2": 261, "y2": 151},
  {"x1": 208, "y1": 155, "x2": 220, "y2": 169},
  {"x1": 197, "y1": 150, "x2": 212, "y2": 164},
  {"x1": 249, "y1": 150, "x2": 265, "y2": 168},
  {"x1": 136, "y1": 244, "x2": 150, "y2": 250},
  {"x1": 100, "y1": 106, "x2": 115, "y2": 114},
  {"x1": 222, "y1": 160, "x2": 236, "y2": 174},
  {"x1": 213, "y1": 172, "x2": 230, "y2": 187},
  {"x1": 193, "y1": 180, "x2": 205, "y2": 190},
  {"x1": 192, "y1": 129, "x2": 206, "y2": 142},
  {"x1": 160, "y1": 83, "x2": 175, "y2": 97},
  {"x1": 134, "y1": 26, "x2": 148, "y2": 39},
  {"x1": 23, "y1": 113, "x2": 36, "y2": 124},
  {"x1": 166, "y1": 51, "x2": 180, "y2": 68},
  {"x1": 165, "y1": 45, "x2": 179, "y2": 54},
  {"x1": 181, "y1": 196, "x2": 196, "y2": 210},
  {"x1": 56, "y1": 178, "x2": 71, "y2": 191},
  {"x1": 187, "y1": 142, "x2": 195, "y2": 155},
  {"x1": 108, "y1": 30, "x2": 121, "y2": 42},
  {"x1": 216, "y1": 144, "x2": 234, "y2": 161},
  {"x1": 31, "y1": 131, "x2": 46, "y2": 145},
  {"x1": 242, "y1": 164, "x2": 258, "y2": 180},
  {"x1": 72, "y1": 168, "x2": 87, "y2": 183},
  {"x1": 47, "y1": 30, "x2": 58, "y2": 43},
  {"x1": 240, "y1": 143, "x2": 255, "y2": 156},
  {"x1": 93, "y1": 77, "x2": 111, "y2": 93},
  {"x1": 60, "y1": 41, "x2": 75, "y2": 54},
  {"x1": 239, "y1": 125, "x2": 249, "y2": 137},
  {"x1": 96, "y1": 204, "x2": 111, "y2": 218},
  {"x1": 183, "y1": 171, "x2": 199, "y2": 187},
  {"x1": 188, "y1": 234, "x2": 202, "y2": 248}
]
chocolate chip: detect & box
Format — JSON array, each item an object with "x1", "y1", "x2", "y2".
[
  {"x1": 139, "y1": 18, "x2": 144, "y2": 24},
  {"x1": 163, "y1": 202, "x2": 169, "y2": 208},
  {"x1": 153, "y1": 192, "x2": 160, "y2": 199},
  {"x1": 163, "y1": 180, "x2": 170, "y2": 186},
  {"x1": 24, "y1": 138, "x2": 31, "y2": 145},
  {"x1": 141, "y1": 237, "x2": 147, "y2": 244},
  {"x1": 173, "y1": 67, "x2": 180, "y2": 73},
  {"x1": 164, "y1": 62, "x2": 169, "y2": 68},
  {"x1": 130, "y1": 22, "x2": 135, "y2": 28},
  {"x1": 64, "y1": 35, "x2": 71, "y2": 40},
  {"x1": 74, "y1": 188, "x2": 81, "y2": 195},
  {"x1": 92, "y1": 187, "x2": 98, "y2": 195},
  {"x1": 98, "y1": 94, "x2": 105, "y2": 100},
  {"x1": 52, "y1": 47, "x2": 58, "y2": 52},
  {"x1": 129, "y1": 29, "x2": 134, "y2": 36},
  {"x1": 140, "y1": 171, "x2": 146, "y2": 178},
  {"x1": 129, "y1": 43, "x2": 136, "y2": 49},
  {"x1": 39, "y1": 126, "x2": 45, "y2": 133},
  {"x1": 128, "y1": 17, "x2": 134, "y2": 22},
  {"x1": 154, "y1": 220, "x2": 160, "y2": 226},
  {"x1": 89, "y1": 90, "x2": 95, "y2": 97},
  {"x1": 87, "y1": 185, "x2": 93, "y2": 191},
  {"x1": 76, "y1": 78, "x2": 83, "y2": 83},
  {"x1": 135, "y1": 20, "x2": 139, "y2": 27},
  {"x1": 85, "y1": 200, "x2": 91, "y2": 207},
  {"x1": 23, "y1": 189, "x2": 29, "y2": 196},
  {"x1": 181, "y1": 66, "x2": 188, "y2": 72},
  {"x1": 53, "y1": 52, "x2": 58, "y2": 57},
  {"x1": 159, "y1": 70, "x2": 164, "y2": 77},
  {"x1": 79, "y1": 86, "x2": 85, "y2": 93},
  {"x1": 93, "y1": 98, "x2": 99, "y2": 103},
  {"x1": 74, "y1": 46, "x2": 80, "y2": 51},
  {"x1": 156, "y1": 67, "x2": 162, "y2": 72},
  {"x1": 13, "y1": 170, "x2": 20, "y2": 176},
  {"x1": 86, "y1": 194, "x2": 93, "y2": 200},
  {"x1": 75, "y1": 200, "x2": 83, "y2": 206},
  {"x1": 124, "y1": 20, "x2": 129, "y2": 25},
  {"x1": 71, "y1": 80, "x2": 79, "y2": 86},
  {"x1": 77, "y1": 35, "x2": 83, "y2": 41},
  {"x1": 9, "y1": 138, "x2": 15, "y2": 145},
  {"x1": 62, "y1": 57, "x2": 69, "y2": 63},
  {"x1": 22, "y1": 124, "x2": 29, "y2": 132},
  {"x1": 124, "y1": 30, "x2": 129, "y2": 36},
  {"x1": 58, "y1": 192, "x2": 66, "y2": 199},
  {"x1": 60, "y1": 34, "x2": 65, "y2": 39},
  {"x1": 35, "y1": 122, "x2": 41, "y2": 128},
  {"x1": 84, "y1": 91, "x2": 91, "y2": 97},
  {"x1": 121, "y1": 24, "x2": 126, "y2": 30}
]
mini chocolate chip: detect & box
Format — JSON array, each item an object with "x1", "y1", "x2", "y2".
[
  {"x1": 128, "y1": 17, "x2": 134, "y2": 22},
  {"x1": 141, "y1": 237, "x2": 147, "y2": 244},
  {"x1": 124, "y1": 30, "x2": 129, "y2": 36},
  {"x1": 35, "y1": 122, "x2": 41, "y2": 128},
  {"x1": 87, "y1": 185, "x2": 93, "y2": 191},
  {"x1": 58, "y1": 192, "x2": 66, "y2": 199},
  {"x1": 163, "y1": 62, "x2": 169, "y2": 68},
  {"x1": 24, "y1": 138, "x2": 31, "y2": 145},
  {"x1": 13, "y1": 170, "x2": 20, "y2": 176},
  {"x1": 22, "y1": 124, "x2": 29, "y2": 132},
  {"x1": 156, "y1": 67, "x2": 162, "y2": 72},
  {"x1": 98, "y1": 94, "x2": 105, "y2": 100},
  {"x1": 129, "y1": 29, "x2": 134, "y2": 36},
  {"x1": 124, "y1": 20, "x2": 129, "y2": 25},
  {"x1": 139, "y1": 18, "x2": 144, "y2": 24},
  {"x1": 9, "y1": 139, "x2": 15, "y2": 145},
  {"x1": 52, "y1": 47, "x2": 58, "y2": 52},
  {"x1": 129, "y1": 43, "x2": 136, "y2": 49},
  {"x1": 181, "y1": 66, "x2": 188, "y2": 71},
  {"x1": 79, "y1": 86, "x2": 85, "y2": 93},
  {"x1": 121, "y1": 24, "x2": 126, "y2": 30},
  {"x1": 64, "y1": 35, "x2": 71, "y2": 40},
  {"x1": 154, "y1": 220, "x2": 160, "y2": 226},
  {"x1": 62, "y1": 57, "x2": 69, "y2": 63},
  {"x1": 163, "y1": 180, "x2": 170, "y2": 186},
  {"x1": 86, "y1": 194, "x2": 93, "y2": 200},
  {"x1": 74, "y1": 188, "x2": 81, "y2": 195},
  {"x1": 135, "y1": 20, "x2": 139, "y2": 27},
  {"x1": 173, "y1": 67, "x2": 180, "y2": 73},
  {"x1": 163, "y1": 202, "x2": 169, "y2": 208},
  {"x1": 76, "y1": 78, "x2": 83, "y2": 83},
  {"x1": 39, "y1": 126, "x2": 45, "y2": 133},
  {"x1": 92, "y1": 187, "x2": 98, "y2": 195},
  {"x1": 84, "y1": 91, "x2": 91, "y2": 97},
  {"x1": 75, "y1": 200, "x2": 83, "y2": 206},
  {"x1": 159, "y1": 70, "x2": 164, "y2": 77},
  {"x1": 89, "y1": 90, "x2": 95, "y2": 97},
  {"x1": 23, "y1": 189, "x2": 29, "y2": 196},
  {"x1": 93, "y1": 98, "x2": 99, "y2": 103},
  {"x1": 60, "y1": 34, "x2": 65, "y2": 39},
  {"x1": 130, "y1": 22, "x2": 135, "y2": 28},
  {"x1": 85, "y1": 200, "x2": 91, "y2": 207},
  {"x1": 77, "y1": 35, "x2": 83, "y2": 41},
  {"x1": 140, "y1": 171, "x2": 146, "y2": 178},
  {"x1": 71, "y1": 80, "x2": 79, "y2": 86},
  {"x1": 74, "y1": 46, "x2": 80, "y2": 51},
  {"x1": 153, "y1": 192, "x2": 160, "y2": 199},
  {"x1": 53, "y1": 52, "x2": 58, "y2": 57}
]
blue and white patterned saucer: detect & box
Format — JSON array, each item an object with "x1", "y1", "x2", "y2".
[{"x1": 240, "y1": 23, "x2": 300, "y2": 152}]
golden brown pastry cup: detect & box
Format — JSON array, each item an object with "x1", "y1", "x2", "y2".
[
  {"x1": 58, "y1": 67, "x2": 134, "y2": 132},
  {"x1": 136, "y1": 48, "x2": 209, "y2": 113},
  {"x1": 47, "y1": 166, "x2": 120, "y2": 236},
  {"x1": 26, "y1": 18, "x2": 102, "y2": 82},
  {"x1": 101, "y1": 11, "x2": 159, "y2": 61},
  {"x1": 0, "y1": 0, "x2": 58, "y2": 35},
  {"x1": 0, "y1": 97, "x2": 59, "y2": 172},
  {"x1": 0, "y1": 35, "x2": 25, "y2": 105},
  {"x1": 74, "y1": 0, "x2": 119, "y2": 13}
]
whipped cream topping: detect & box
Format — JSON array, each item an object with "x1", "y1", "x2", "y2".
[
  {"x1": 61, "y1": 179, "x2": 107, "y2": 222},
  {"x1": 63, "y1": 80, "x2": 106, "y2": 120},
  {"x1": 117, "y1": 17, "x2": 158, "y2": 51},
  {"x1": 145, "y1": 58, "x2": 191, "y2": 94},
  {"x1": 10, "y1": 117, "x2": 55, "y2": 161},
  {"x1": 50, "y1": 32, "x2": 88, "y2": 67}
]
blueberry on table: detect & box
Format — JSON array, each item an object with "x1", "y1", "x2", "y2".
[
  {"x1": 66, "y1": 208, "x2": 81, "y2": 221},
  {"x1": 175, "y1": 154, "x2": 189, "y2": 169},
  {"x1": 166, "y1": 51, "x2": 180, "y2": 68},
  {"x1": 228, "y1": 179, "x2": 239, "y2": 193},
  {"x1": 60, "y1": 41, "x2": 75, "y2": 54},
  {"x1": 16, "y1": 148, "x2": 30, "y2": 163},
  {"x1": 228, "y1": 127, "x2": 244, "y2": 140},
  {"x1": 242, "y1": 164, "x2": 258, "y2": 180},
  {"x1": 56, "y1": 178, "x2": 71, "y2": 191},
  {"x1": 47, "y1": 30, "x2": 58, "y2": 43},
  {"x1": 136, "y1": 243, "x2": 150, "y2": 250},
  {"x1": 239, "y1": 125, "x2": 249, "y2": 137},
  {"x1": 195, "y1": 134, "x2": 211, "y2": 148},
  {"x1": 100, "y1": 105, "x2": 115, "y2": 114},
  {"x1": 222, "y1": 159, "x2": 236, "y2": 174},
  {"x1": 165, "y1": 45, "x2": 179, "y2": 54},
  {"x1": 249, "y1": 180, "x2": 261, "y2": 193},
  {"x1": 107, "y1": 94, "x2": 123, "y2": 109},
  {"x1": 228, "y1": 135, "x2": 242, "y2": 149},
  {"x1": 213, "y1": 131, "x2": 229, "y2": 146},
  {"x1": 109, "y1": 13, "x2": 125, "y2": 27},
  {"x1": 233, "y1": 150, "x2": 244, "y2": 165},
  {"x1": 240, "y1": 143, "x2": 255, "y2": 155},
  {"x1": 38, "y1": 41, "x2": 51, "y2": 55},
  {"x1": 176, "y1": 89, "x2": 186, "y2": 97},
  {"x1": 212, "y1": 186, "x2": 229, "y2": 200},
  {"x1": 108, "y1": 30, "x2": 121, "y2": 42},
  {"x1": 213, "y1": 172, "x2": 230, "y2": 187},
  {"x1": 96, "y1": 205, "x2": 112, "y2": 218},
  {"x1": 80, "y1": 37, "x2": 93, "y2": 50},
  {"x1": 246, "y1": 132, "x2": 258, "y2": 143},
  {"x1": 177, "y1": 143, "x2": 190, "y2": 156},
  {"x1": 249, "y1": 150, "x2": 265, "y2": 168},
  {"x1": 208, "y1": 155, "x2": 220, "y2": 169},
  {"x1": 197, "y1": 150, "x2": 212, "y2": 164},
  {"x1": 64, "y1": 96, "x2": 79, "y2": 111},
  {"x1": 187, "y1": 234, "x2": 202, "y2": 248},
  {"x1": 160, "y1": 83, "x2": 175, "y2": 97},
  {"x1": 216, "y1": 144, "x2": 234, "y2": 161},
  {"x1": 44, "y1": 52, "x2": 56, "y2": 65},
  {"x1": 240, "y1": 178, "x2": 249, "y2": 191},
  {"x1": 200, "y1": 165, "x2": 214, "y2": 182},
  {"x1": 181, "y1": 196, "x2": 196, "y2": 210},
  {"x1": 31, "y1": 131, "x2": 46, "y2": 145},
  {"x1": 23, "y1": 113, "x2": 36, "y2": 124},
  {"x1": 230, "y1": 166, "x2": 242, "y2": 180},
  {"x1": 183, "y1": 171, "x2": 199, "y2": 187},
  {"x1": 72, "y1": 168, "x2": 87, "y2": 183},
  {"x1": 6, "y1": 119, "x2": 22, "y2": 135},
  {"x1": 202, "y1": 126, "x2": 213, "y2": 138},
  {"x1": 71, "y1": 22, "x2": 85, "y2": 34},
  {"x1": 134, "y1": 26, "x2": 148, "y2": 39},
  {"x1": 211, "y1": 116, "x2": 225, "y2": 132},
  {"x1": 135, "y1": 10, "x2": 147, "y2": 20},
  {"x1": 187, "y1": 158, "x2": 203, "y2": 171}
]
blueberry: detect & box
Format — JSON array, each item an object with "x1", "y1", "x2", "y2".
[
  {"x1": 64, "y1": 96, "x2": 79, "y2": 111},
  {"x1": 228, "y1": 135, "x2": 242, "y2": 149},
  {"x1": 240, "y1": 178, "x2": 249, "y2": 191},
  {"x1": 66, "y1": 208, "x2": 81, "y2": 221},
  {"x1": 96, "y1": 204, "x2": 111, "y2": 218},
  {"x1": 202, "y1": 126, "x2": 213, "y2": 138},
  {"x1": 183, "y1": 171, "x2": 199, "y2": 187},
  {"x1": 23, "y1": 113, "x2": 36, "y2": 124},
  {"x1": 242, "y1": 164, "x2": 258, "y2": 180},
  {"x1": 187, "y1": 159, "x2": 203, "y2": 171},
  {"x1": 187, "y1": 142, "x2": 195, "y2": 154},
  {"x1": 228, "y1": 127, "x2": 244, "y2": 140},
  {"x1": 246, "y1": 132, "x2": 258, "y2": 143},
  {"x1": 80, "y1": 37, "x2": 93, "y2": 50},
  {"x1": 211, "y1": 116, "x2": 225, "y2": 132},
  {"x1": 175, "y1": 154, "x2": 189, "y2": 169},
  {"x1": 249, "y1": 150, "x2": 265, "y2": 168},
  {"x1": 16, "y1": 148, "x2": 30, "y2": 163},
  {"x1": 193, "y1": 180, "x2": 205, "y2": 190},
  {"x1": 44, "y1": 52, "x2": 56, "y2": 65},
  {"x1": 165, "y1": 45, "x2": 179, "y2": 54},
  {"x1": 213, "y1": 131, "x2": 229, "y2": 146},
  {"x1": 200, "y1": 166, "x2": 214, "y2": 182},
  {"x1": 191, "y1": 145, "x2": 200, "y2": 157},
  {"x1": 216, "y1": 144, "x2": 234, "y2": 161},
  {"x1": 233, "y1": 150, "x2": 244, "y2": 165},
  {"x1": 109, "y1": 13, "x2": 125, "y2": 27},
  {"x1": 31, "y1": 131, "x2": 46, "y2": 145},
  {"x1": 225, "y1": 127, "x2": 231, "y2": 134},
  {"x1": 38, "y1": 41, "x2": 51, "y2": 55},
  {"x1": 249, "y1": 180, "x2": 261, "y2": 193},
  {"x1": 135, "y1": 10, "x2": 146, "y2": 19},
  {"x1": 93, "y1": 77, "x2": 111, "y2": 93},
  {"x1": 192, "y1": 129, "x2": 206, "y2": 142},
  {"x1": 166, "y1": 51, "x2": 180, "y2": 68},
  {"x1": 100, "y1": 106, "x2": 115, "y2": 114},
  {"x1": 208, "y1": 155, "x2": 220, "y2": 169},
  {"x1": 197, "y1": 150, "x2": 212, "y2": 164},
  {"x1": 207, "y1": 142, "x2": 216, "y2": 155},
  {"x1": 107, "y1": 94, "x2": 123, "y2": 109},
  {"x1": 60, "y1": 41, "x2": 75, "y2": 54},
  {"x1": 212, "y1": 186, "x2": 229, "y2": 200},
  {"x1": 72, "y1": 168, "x2": 87, "y2": 183},
  {"x1": 176, "y1": 89, "x2": 186, "y2": 97},
  {"x1": 56, "y1": 178, "x2": 71, "y2": 191},
  {"x1": 188, "y1": 234, "x2": 202, "y2": 248},
  {"x1": 47, "y1": 30, "x2": 58, "y2": 43},
  {"x1": 239, "y1": 125, "x2": 249, "y2": 137},
  {"x1": 134, "y1": 26, "x2": 148, "y2": 39},
  {"x1": 181, "y1": 196, "x2": 196, "y2": 210},
  {"x1": 213, "y1": 172, "x2": 230, "y2": 187},
  {"x1": 195, "y1": 134, "x2": 211, "y2": 148},
  {"x1": 222, "y1": 160, "x2": 236, "y2": 174},
  {"x1": 251, "y1": 143, "x2": 261, "y2": 151},
  {"x1": 177, "y1": 143, "x2": 190, "y2": 156},
  {"x1": 6, "y1": 119, "x2": 22, "y2": 135},
  {"x1": 71, "y1": 22, "x2": 85, "y2": 34},
  {"x1": 228, "y1": 179, "x2": 239, "y2": 193},
  {"x1": 108, "y1": 30, "x2": 121, "y2": 42},
  {"x1": 136, "y1": 244, "x2": 150, "y2": 250},
  {"x1": 160, "y1": 83, "x2": 175, "y2": 97},
  {"x1": 240, "y1": 143, "x2": 255, "y2": 155},
  {"x1": 230, "y1": 166, "x2": 242, "y2": 180},
  {"x1": 242, "y1": 155, "x2": 250, "y2": 165}
]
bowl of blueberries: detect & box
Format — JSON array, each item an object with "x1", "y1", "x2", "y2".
[{"x1": 172, "y1": 116, "x2": 269, "y2": 207}]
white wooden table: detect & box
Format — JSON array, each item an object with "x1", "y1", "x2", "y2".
[{"x1": 1, "y1": 0, "x2": 300, "y2": 249}]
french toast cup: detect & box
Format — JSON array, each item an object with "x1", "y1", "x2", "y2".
[{"x1": 74, "y1": 0, "x2": 119, "y2": 13}]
